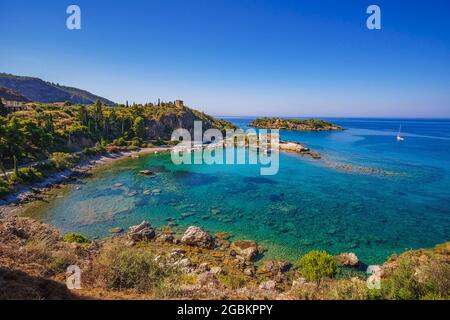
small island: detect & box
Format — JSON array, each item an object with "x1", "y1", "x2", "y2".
[{"x1": 250, "y1": 118, "x2": 344, "y2": 131}]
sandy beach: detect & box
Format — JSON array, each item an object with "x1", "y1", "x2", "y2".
[{"x1": 0, "y1": 147, "x2": 171, "y2": 218}]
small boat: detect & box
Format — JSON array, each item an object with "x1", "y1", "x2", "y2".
[{"x1": 396, "y1": 125, "x2": 405, "y2": 142}]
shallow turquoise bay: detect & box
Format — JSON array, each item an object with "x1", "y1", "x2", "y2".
[{"x1": 25, "y1": 118, "x2": 450, "y2": 265}]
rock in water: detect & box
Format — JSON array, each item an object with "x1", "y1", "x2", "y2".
[
  {"x1": 335, "y1": 252, "x2": 360, "y2": 267},
  {"x1": 127, "y1": 221, "x2": 156, "y2": 241},
  {"x1": 181, "y1": 226, "x2": 215, "y2": 249},
  {"x1": 109, "y1": 227, "x2": 124, "y2": 234}
]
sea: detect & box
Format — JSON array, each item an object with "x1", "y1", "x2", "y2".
[{"x1": 22, "y1": 118, "x2": 450, "y2": 265}]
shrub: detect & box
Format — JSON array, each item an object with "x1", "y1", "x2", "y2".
[
  {"x1": 381, "y1": 256, "x2": 450, "y2": 300},
  {"x1": 167, "y1": 140, "x2": 180, "y2": 147},
  {"x1": 0, "y1": 178, "x2": 10, "y2": 197},
  {"x1": 326, "y1": 279, "x2": 369, "y2": 300},
  {"x1": 50, "y1": 152, "x2": 79, "y2": 170},
  {"x1": 83, "y1": 147, "x2": 98, "y2": 156},
  {"x1": 64, "y1": 233, "x2": 90, "y2": 244},
  {"x1": 130, "y1": 138, "x2": 141, "y2": 147},
  {"x1": 48, "y1": 250, "x2": 77, "y2": 272},
  {"x1": 100, "y1": 246, "x2": 180, "y2": 297},
  {"x1": 127, "y1": 145, "x2": 140, "y2": 151},
  {"x1": 217, "y1": 273, "x2": 247, "y2": 290},
  {"x1": 299, "y1": 250, "x2": 337, "y2": 284},
  {"x1": 112, "y1": 137, "x2": 127, "y2": 147},
  {"x1": 381, "y1": 258, "x2": 423, "y2": 300},
  {"x1": 9, "y1": 168, "x2": 44, "y2": 185}
]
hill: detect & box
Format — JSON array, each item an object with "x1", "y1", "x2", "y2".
[
  {"x1": 0, "y1": 73, "x2": 115, "y2": 105},
  {"x1": 0, "y1": 87, "x2": 30, "y2": 102}
]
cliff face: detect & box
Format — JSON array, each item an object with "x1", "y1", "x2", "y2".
[{"x1": 142, "y1": 107, "x2": 237, "y2": 140}]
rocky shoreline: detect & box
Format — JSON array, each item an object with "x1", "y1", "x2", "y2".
[
  {"x1": 1, "y1": 214, "x2": 447, "y2": 300},
  {"x1": 0, "y1": 147, "x2": 171, "y2": 218}
]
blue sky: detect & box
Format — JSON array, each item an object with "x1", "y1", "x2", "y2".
[{"x1": 1, "y1": 0, "x2": 450, "y2": 117}]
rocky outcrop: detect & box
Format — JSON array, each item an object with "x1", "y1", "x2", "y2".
[
  {"x1": 259, "y1": 280, "x2": 277, "y2": 291},
  {"x1": 181, "y1": 226, "x2": 215, "y2": 249},
  {"x1": 257, "y1": 260, "x2": 291, "y2": 275},
  {"x1": 127, "y1": 221, "x2": 155, "y2": 242},
  {"x1": 335, "y1": 252, "x2": 360, "y2": 268},
  {"x1": 279, "y1": 142, "x2": 309, "y2": 153},
  {"x1": 278, "y1": 141, "x2": 321, "y2": 160},
  {"x1": 231, "y1": 240, "x2": 260, "y2": 262}
]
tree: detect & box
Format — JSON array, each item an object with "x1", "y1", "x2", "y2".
[
  {"x1": 5, "y1": 117, "x2": 26, "y2": 175},
  {"x1": 132, "y1": 116, "x2": 145, "y2": 140},
  {"x1": 0, "y1": 117, "x2": 9, "y2": 179},
  {"x1": 299, "y1": 250, "x2": 337, "y2": 285},
  {"x1": 0, "y1": 99, "x2": 8, "y2": 117}
]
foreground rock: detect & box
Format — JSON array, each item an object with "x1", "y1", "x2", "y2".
[
  {"x1": 181, "y1": 226, "x2": 215, "y2": 249},
  {"x1": 335, "y1": 252, "x2": 359, "y2": 268},
  {"x1": 231, "y1": 240, "x2": 260, "y2": 262},
  {"x1": 127, "y1": 221, "x2": 155, "y2": 241},
  {"x1": 1, "y1": 213, "x2": 448, "y2": 300},
  {"x1": 258, "y1": 260, "x2": 291, "y2": 275}
]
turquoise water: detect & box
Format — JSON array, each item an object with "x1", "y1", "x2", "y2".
[{"x1": 25, "y1": 118, "x2": 450, "y2": 265}]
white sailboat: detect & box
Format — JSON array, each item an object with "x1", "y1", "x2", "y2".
[{"x1": 396, "y1": 125, "x2": 405, "y2": 141}]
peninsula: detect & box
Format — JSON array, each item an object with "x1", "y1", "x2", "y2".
[{"x1": 250, "y1": 118, "x2": 344, "y2": 131}]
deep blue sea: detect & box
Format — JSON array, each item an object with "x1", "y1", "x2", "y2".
[{"x1": 23, "y1": 118, "x2": 450, "y2": 265}]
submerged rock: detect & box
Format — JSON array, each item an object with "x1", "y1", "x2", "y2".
[
  {"x1": 127, "y1": 221, "x2": 155, "y2": 241},
  {"x1": 335, "y1": 252, "x2": 360, "y2": 268},
  {"x1": 139, "y1": 170, "x2": 155, "y2": 176},
  {"x1": 109, "y1": 227, "x2": 124, "y2": 234},
  {"x1": 181, "y1": 226, "x2": 215, "y2": 249}
]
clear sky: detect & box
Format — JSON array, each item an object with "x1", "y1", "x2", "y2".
[{"x1": 1, "y1": 0, "x2": 450, "y2": 117}]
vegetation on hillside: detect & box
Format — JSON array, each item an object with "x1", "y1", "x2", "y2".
[
  {"x1": 0, "y1": 100, "x2": 236, "y2": 198},
  {"x1": 250, "y1": 118, "x2": 344, "y2": 131}
]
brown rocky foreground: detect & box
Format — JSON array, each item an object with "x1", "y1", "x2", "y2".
[{"x1": 0, "y1": 215, "x2": 448, "y2": 300}]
